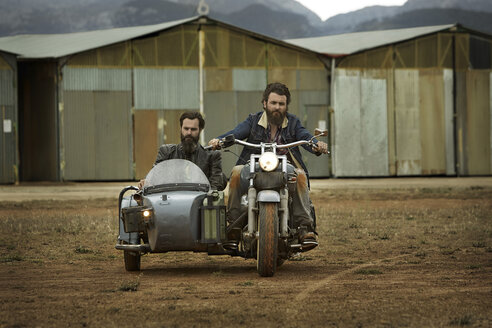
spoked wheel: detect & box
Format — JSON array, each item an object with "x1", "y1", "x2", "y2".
[
  {"x1": 123, "y1": 242, "x2": 141, "y2": 271},
  {"x1": 257, "y1": 202, "x2": 279, "y2": 277}
]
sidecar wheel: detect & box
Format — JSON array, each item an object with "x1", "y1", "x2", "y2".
[
  {"x1": 124, "y1": 250, "x2": 141, "y2": 271},
  {"x1": 257, "y1": 202, "x2": 278, "y2": 277}
]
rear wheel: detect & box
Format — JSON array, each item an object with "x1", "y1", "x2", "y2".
[{"x1": 257, "y1": 202, "x2": 278, "y2": 277}]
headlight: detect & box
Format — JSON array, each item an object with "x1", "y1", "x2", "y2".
[
  {"x1": 259, "y1": 152, "x2": 279, "y2": 172},
  {"x1": 141, "y1": 208, "x2": 153, "y2": 223}
]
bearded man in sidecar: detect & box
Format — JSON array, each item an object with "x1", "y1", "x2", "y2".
[{"x1": 139, "y1": 111, "x2": 227, "y2": 191}]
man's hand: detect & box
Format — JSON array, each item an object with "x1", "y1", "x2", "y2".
[
  {"x1": 137, "y1": 179, "x2": 145, "y2": 189},
  {"x1": 208, "y1": 138, "x2": 221, "y2": 150},
  {"x1": 313, "y1": 141, "x2": 329, "y2": 154}
]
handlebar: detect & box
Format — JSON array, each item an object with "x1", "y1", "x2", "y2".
[{"x1": 207, "y1": 129, "x2": 329, "y2": 154}]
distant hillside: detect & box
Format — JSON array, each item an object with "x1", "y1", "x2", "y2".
[
  {"x1": 212, "y1": 4, "x2": 318, "y2": 39},
  {"x1": 0, "y1": 0, "x2": 491, "y2": 39},
  {"x1": 317, "y1": 0, "x2": 492, "y2": 36},
  {"x1": 355, "y1": 8, "x2": 492, "y2": 35}
]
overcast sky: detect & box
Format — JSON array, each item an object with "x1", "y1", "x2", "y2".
[{"x1": 295, "y1": 0, "x2": 407, "y2": 20}]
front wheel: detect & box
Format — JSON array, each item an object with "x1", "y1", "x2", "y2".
[
  {"x1": 257, "y1": 202, "x2": 279, "y2": 277},
  {"x1": 123, "y1": 241, "x2": 141, "y2": 271}
]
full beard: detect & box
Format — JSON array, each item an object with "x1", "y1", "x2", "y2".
[
  {"x1": 181, "y1": 135, "x2": 199, "y2": 154},
  {"x1": 266, "y1": 109, "x2": 286, "y2": 126}
]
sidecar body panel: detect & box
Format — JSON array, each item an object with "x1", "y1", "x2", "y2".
[{"x1": 145, "y1": 191, "x2": 207, "y2": 252}]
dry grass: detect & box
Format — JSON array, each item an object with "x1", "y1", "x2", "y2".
[{"x1": 0, "y1": 187, "x2": 491, "y2": 327}]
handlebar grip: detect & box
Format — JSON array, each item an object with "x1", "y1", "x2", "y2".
[{"x1": 222, "y1": 134, "x2": 236, "y2": 148}]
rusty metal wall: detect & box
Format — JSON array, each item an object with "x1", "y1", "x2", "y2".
[
  {"x1": 419, "y1": 69, "x2": 446, "y2": 175},
  {"x1": 203, "y1": 91, "x2": 238, "y2": 175},
  {"x1": 394, "y1": 69, "x2": 421, "y2": 175},
  {"x1": 0, "y1": 53, "x2": 17, "y2": 184},
  {"x1": 61, "y1": 67, "x2": 133, "y2": 180},
  {"x1": 333, "y1": 69, "x2": 388, "y2": 177},
  {"x1": 360, "y1": 77, "x2": 389, "y2": 176},
  {"x1": 297, "y1": 90, "x2": 331, "y2": 177},
  {"x1": 464, "y1": 70, "x2": 491, "y2": 175},
  {"x1": 444, "y1": 69, "x2": 455, "y2": 175},
  {"x1": 333, "y1": 70, "x2": 362, "y2": 177}
]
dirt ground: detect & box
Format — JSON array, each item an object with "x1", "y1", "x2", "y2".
[{"x1": 0, "y1": 177, "x2": 491, "y2": 327}]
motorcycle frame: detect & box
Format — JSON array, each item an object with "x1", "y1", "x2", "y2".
[{"x1": 246, "y1": 143, "x2": 290, "y2": 241}]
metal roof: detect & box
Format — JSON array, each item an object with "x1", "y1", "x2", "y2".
[
  {"x1": 286, "y1": 24, "x2": 456, "y2": 56},
  {"x1": 0, "y1": 16, "x2": 199, "y2": 59}
]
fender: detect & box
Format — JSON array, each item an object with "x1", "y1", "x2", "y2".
[{"x1": 257, "y1": 190, "x2": 280, "y2": 202}]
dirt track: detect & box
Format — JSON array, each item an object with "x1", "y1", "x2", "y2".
[{"x1": 0, "y1": 178, "x2": 491, "y2": 327}]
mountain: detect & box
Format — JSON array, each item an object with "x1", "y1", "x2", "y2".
[
  {"x1": 211, "y1": 3, "x2": 318, "y2": 39},
  {"x1": 318, "y1": 0, "x2": 492, "y2": 36},
  {"x1": 355, "y1": 8, "x2": 492, "y2": 35},
  {"x1": 0, "y1": 0, "x2": 492, "y2": 39}
]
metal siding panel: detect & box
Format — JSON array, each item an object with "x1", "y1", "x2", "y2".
[
  {"x1": 63, "y1": 91, "x2": 96, "y2": 180},
  {"x1": 205, "y1": 69, "x2": 232, "y2": 91},
  {"x1": 236, "y1": 91, "x2": 263, "y2": 125},
  {"x1": 444, "y1": 69, "x2": 456, "y2": 175},
  {"x1": 303, "y1": 105, "x2": 331, "y2": 177},
  {"x1": 204, "y1": 91, "x2": 238, "y2": 176},
  {"x1": 94, "y1": 91, "x2": 133, "y2": 180},
  {"x1": 361, "y1": 78, "x2": 389, "y2": 176},
  {"x1": 466, "y1": 70, "x2": 491, "y2": 175},
  {"x1": 0, "y1": 62, "x2": 16, "y2": 183},
  {"x1": 333, "y1": 70, "x2": 362, "y2": 177},
  {"x1": 232, "y1": 69, "x2": 266, "y2": 91},
  {"x1": 455, "y1": 71, "x2": 467, "y2": 175},
  {"x1": 299, "y1": 69, "x2": 329, "y2": 90},
  {"x1": 298, "y1": 90, "x2": 331, "y2": 177},
  {"x1": 134, "y1": 68, "x2": 199, "y2": 110},
  {"x1": 0, "y1": 69, "x2": 14, "y2": 105},
  {"x1": 135, "y1": 110, "x2": 158, "y2": 179},
  {"x1": 63, "y1": 67, "x2": 131, "y2": 91},
  {"x1": 419, "y1": 70, "x2": 446, "y2": 175},
  {"x1": 395, "y1": 70, "x2": 421, "y2": 175}
]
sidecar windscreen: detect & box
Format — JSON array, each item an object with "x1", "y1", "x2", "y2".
[{"x1": 143, "y1": 159, "x2": 210, "y2": 194}]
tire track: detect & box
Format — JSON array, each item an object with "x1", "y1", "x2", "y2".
[{"x1": 291, "y1": 253, "x2": 411, "y2": 317}]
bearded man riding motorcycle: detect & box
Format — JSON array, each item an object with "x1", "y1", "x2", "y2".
[{"x1": 208, "y1": 82, "x2": 329, "y2": 247}]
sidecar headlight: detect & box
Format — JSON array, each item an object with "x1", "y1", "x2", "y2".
[{"x1": 259, "y1": 152, "x2": 279, "y2": 172}]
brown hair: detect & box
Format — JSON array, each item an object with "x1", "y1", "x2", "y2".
[
  {"x1": 179, "y1": 111, "x2": 205, "y2": 130},
  {"x1": 262, "y1": 82, "x2": 291, "y2": 105}
]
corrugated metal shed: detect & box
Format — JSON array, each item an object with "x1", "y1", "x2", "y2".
[
  {"x1": 286, "y1": 24, "x2": 455, "y2": 56},
  {"x1": 0, "y1": 17, "x2": 199, "y2": 59},
  {"x1": 1, "y1": 16, "x2": 331, "y2": 182}
]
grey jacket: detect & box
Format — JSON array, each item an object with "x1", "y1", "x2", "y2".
[{"x1": 154, "y1": 143, "x2": 227, "y2": 191}]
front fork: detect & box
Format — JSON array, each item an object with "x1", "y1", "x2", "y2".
[{"x1": 245, "y1": 186, "x2": 289, "y2": 238}]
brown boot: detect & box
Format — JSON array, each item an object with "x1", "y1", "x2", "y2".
[{"x1": 299, "y1": 230, "x2": 318, "y2": 251}]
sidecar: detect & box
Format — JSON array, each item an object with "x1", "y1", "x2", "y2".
[{"x1": 115, "y1": 159, "x2": 229, "y2": 271}]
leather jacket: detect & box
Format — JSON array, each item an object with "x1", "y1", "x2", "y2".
[{"x1": 154, "y1": 143, "x2": 227, "y2": 191}]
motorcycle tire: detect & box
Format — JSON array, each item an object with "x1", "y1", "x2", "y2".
[
  {"x1": 257, "y1": 202, "x2": 279, "y2": 277},
  {"x1": 123, "y1": 241, "x2": 141, "y2": 271}
]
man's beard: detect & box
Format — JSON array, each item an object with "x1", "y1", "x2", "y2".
[
  {"x1": 181, "y1": 134, "x2": 199, "y2": 154},
  {"x1": 266, "y1": 108, "x2": 286, "y2": 126}
]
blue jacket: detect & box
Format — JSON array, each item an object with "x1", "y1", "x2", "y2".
[{"x1": 218, "y1": 111, "x2": 320, "y2": 176}]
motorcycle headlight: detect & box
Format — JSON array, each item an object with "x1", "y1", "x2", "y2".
[{"x1": 258, "y1": 152, "x2": 279, "y2": 172}]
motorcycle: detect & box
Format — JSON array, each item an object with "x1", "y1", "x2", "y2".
[{"x1": 115, "y1": 129, "x2": 328, "y2": 277}]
